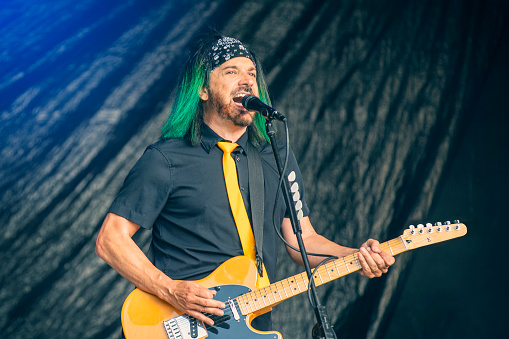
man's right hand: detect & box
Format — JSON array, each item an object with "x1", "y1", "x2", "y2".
[{"x1": 164, "y1": 280, "x2": 226, "y2": 326}]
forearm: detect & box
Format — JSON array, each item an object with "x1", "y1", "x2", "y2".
[
  {"x1": 286, "y1": 232, "x2": 357, "y2": 268},
  {"x1": 282, "y1": 217, "x2": 357, "y2": 267},
  {"x1": 281, "y1": 217, "x2": 395, "y2": 277},
  {"x1": 95, "y1": 213, "x2": 225, "y2": 325}
]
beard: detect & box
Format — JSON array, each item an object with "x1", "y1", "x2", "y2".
[{"x1": 206, "y1": 87, "x2": 255, "y2": 127}]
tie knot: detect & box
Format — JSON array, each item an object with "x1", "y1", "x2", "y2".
[{"x1": 217, "y1": 141, "x2": 239, "y2": 154}]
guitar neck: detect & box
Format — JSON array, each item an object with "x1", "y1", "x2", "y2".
[
  {"x1": 235, "y1": 237, "x2": 404, "y2": 315},
  {"x1": 235, "y1": 222, "x2": 466, "y2": 315}
]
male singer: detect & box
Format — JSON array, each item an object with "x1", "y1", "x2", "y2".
[{"x1": 95, "y1": 31, "x2": 395, "y2": 332}]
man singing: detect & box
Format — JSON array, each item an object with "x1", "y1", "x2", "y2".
[{"x1": 95, "y1": 30, "x2": 395, "y2": 333}]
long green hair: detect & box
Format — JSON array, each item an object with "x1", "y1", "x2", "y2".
[{"x1": 161, "y1": 32, "x2": 271, "y2": 146}]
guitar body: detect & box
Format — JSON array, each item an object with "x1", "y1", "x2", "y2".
[{"x1": 121, "y1": 256, "x2": 282, "y2": 339}]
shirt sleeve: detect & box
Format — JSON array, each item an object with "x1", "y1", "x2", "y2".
[{"x1": 108, "y1": 145, "x2": 172, "y2": 230}]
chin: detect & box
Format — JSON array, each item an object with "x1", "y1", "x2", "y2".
[{"x1": 237, "y1": 114, "x2": 255, "y2": 127}]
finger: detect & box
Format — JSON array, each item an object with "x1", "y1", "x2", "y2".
[
  {"x1": 380, "y1": 250, "x2": 395, "y2": 269},
  {"x1": 366, "y1": 239, "x2": 381, "y2": 253},
  {"x1": 170, "y1": 283, "x2": 225, "y2": 318},
  {"x1": 195, "y1": 296, "x2": 226, "y2": 316},
  {"x1": 178, "y1": 296, "x2": 226, "y2": 326},
  {"x1": 362, "y1": 248, "x2": 386, "y2": 276},
  {"x1": 358, "y1": 248, "x2": 380, "y2": 277},
  {"x1": 186, "y1": 309, "x2": 216, "y2": 326},
  {"x1": 194, "y1": 285, "x2": 218, "y2": 299}
]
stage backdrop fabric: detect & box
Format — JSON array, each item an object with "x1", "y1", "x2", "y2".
[{"x1": 1, "y1": 0, "x2": 508, "y2": 338}]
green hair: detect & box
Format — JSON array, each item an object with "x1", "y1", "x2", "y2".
[{"x1": 161, "y1": 32, "x2": 271, "y2": 147}]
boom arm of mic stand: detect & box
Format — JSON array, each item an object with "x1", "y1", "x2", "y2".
[{"x1": 264, "y1": 120, "x2": 337, "y2": 339}]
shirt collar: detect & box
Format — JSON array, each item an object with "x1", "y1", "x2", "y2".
[{"x1": 200, "y1": 123, "x2": 249, "y2": 154}]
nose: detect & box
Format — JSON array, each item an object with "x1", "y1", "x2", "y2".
[{"x1": 239, "y1": 71, "x2": 254, "y2": 87}]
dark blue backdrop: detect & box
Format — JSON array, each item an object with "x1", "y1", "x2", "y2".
[{"x1": 1, "y1": 0, "x2": 508, "y2": 338}]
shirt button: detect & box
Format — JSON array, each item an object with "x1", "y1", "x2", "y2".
[
  {"x1": 235, "y1": 155, "x2": 240, "y2": 162},
  {"x1": 240, "y1": 186, "x2": 245, "y2": 191}
]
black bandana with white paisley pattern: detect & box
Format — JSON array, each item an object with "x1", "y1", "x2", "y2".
[{"x1": 209, "y1": 36, "x2": 255, "y2": 70}]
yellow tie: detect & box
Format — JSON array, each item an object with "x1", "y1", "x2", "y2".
[{"x1": 217, "y1": 141, "x2": 270, "y2": 288}]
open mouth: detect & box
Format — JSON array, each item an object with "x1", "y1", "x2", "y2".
[{"x1": 232, "y1": 93, "x2": 247, "y2": 104}]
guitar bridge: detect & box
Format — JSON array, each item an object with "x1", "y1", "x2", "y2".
[{"x1": 163, "y1": 314, "x2": 207, "y2": 339}]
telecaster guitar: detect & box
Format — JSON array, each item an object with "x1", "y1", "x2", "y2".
[{"x1": 121, "y1": 221, "x2": 467, "y2": 338}]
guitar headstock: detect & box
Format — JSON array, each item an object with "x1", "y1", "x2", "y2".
[{"x1": 401, "y1": 220, "x2": 467, "y2": 250}]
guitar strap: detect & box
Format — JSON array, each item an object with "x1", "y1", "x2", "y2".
[{"x1": 247, "y1": 142, "x2": 265, "y2": 278}]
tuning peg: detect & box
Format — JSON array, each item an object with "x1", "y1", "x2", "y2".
[
  {"x1": 445, "y1": 221, "x2": 451, "y2": 225},
  {"x1": 426, "y1": 223, "x2": 433, "y2": 233},
  {"x1": 409, "y1": 225, "x2": 415, "y2": 235},
  {"x1": 454, "y1": 219, "x2": 460, "y2": 224},
  {"x1": 417, "y1": 224, "x2": 424, "y2": 234},
  {"x1": 436, "y1": 222, "x2": 442, "y2": 232}
]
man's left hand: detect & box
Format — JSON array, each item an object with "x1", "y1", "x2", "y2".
[{"x1": 357, "y1": 239, "x2": 395, "y2": 278}]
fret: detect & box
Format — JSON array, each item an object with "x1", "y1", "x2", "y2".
[
  {"x1": 354, "y1": 254, "x2": 362, "y2": 269},
  {"x1": 239, "y1": 293, "x2": 253, "y2": 314},
  {"x1": 285, "y1": 278, "x2": 297, "y2": 296},
  {"x1": 302, "y1": 273, "x2": 309, "y2": 289},
  {"x1": 343, "y1": 257, "x2": 351, "y2": 273},
  {"x1": 279, "y1": 280, "x2": 289, "y2": 299},
  {"x1": 400, "y1": 235, "x2": 409, "y2": 250},
  {"x1": 392, "y1": 237, "x2": 407, "y2": 255},
  {"x1": 237, "y1": 294, "x2": 246, "y2": 314},
  {"x1": 387, "y1": 240, "x2": 394, "y2": 255},
  {"x1": 255, "y1": 289, "x2": 267, "y2": 308},
  {"x1": 314, "y1": 270, "x2": 324, "y2": 285},
  {"x1": 332, "y1": 260, "x2": 342, "y2": 279},
  {"x1": 295, "y1": 275, "x2": 303, "y2": 293},
  {"x1": 344, "y1": 254, "x2": 361, "y2": 272},
  {"x1": 324, "y1": 263, "x2": 333, "y2": 281},
  {"x1": 261, "y1": 287, "x2": 272, "y2": 305},
  {"x1": 268, "y1": 284, "x2": 280, "y2": 303}
]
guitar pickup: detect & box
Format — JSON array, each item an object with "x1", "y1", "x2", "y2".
[{"x1": 228, "y1": 298, "x2": 240, "y2": 321}]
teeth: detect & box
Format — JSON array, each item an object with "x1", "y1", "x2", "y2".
[{"x1": 234, "y1": 93, "x2": 246, "y2": 98}]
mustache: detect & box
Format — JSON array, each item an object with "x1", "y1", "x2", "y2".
[{"x1": 232, "y1": 87, "x2": 254, "y2": 96}]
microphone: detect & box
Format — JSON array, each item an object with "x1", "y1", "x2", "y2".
[{"x1": 242, "y1": 95, "x2": 286, "y2": 121}]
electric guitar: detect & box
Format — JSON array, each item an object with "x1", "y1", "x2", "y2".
[{"x1": 121, "y1": 221, "x2": 467, "y2": 338}]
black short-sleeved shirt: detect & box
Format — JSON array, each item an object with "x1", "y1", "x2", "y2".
[{"x1": 109, "y1": 123, "x2": 309, "y2": 283}]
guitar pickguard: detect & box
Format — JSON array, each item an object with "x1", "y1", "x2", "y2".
[{"x1": 162, "y1": 284, "x2": 279, "y2": 339}]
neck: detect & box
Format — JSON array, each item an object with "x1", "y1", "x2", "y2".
[{"x1": 203, "y1": 113, "x2": 248, "y2": 143}]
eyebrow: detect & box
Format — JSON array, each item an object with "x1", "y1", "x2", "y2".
[{"x1": 221, "y1": 65, "x2": 256, "y2": 72}]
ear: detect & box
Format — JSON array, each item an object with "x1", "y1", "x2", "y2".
[{"x1": 199, "y1": 87, "x2": 209, "y2": 101}]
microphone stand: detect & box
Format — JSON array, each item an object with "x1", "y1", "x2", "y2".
[{"x1": 264, "y1": 116, "x2": 337, "y2": 339}]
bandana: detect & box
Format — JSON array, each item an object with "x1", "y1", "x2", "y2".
[{"x1": 209, "y1": 36, "x2": 255, "y2": 70}]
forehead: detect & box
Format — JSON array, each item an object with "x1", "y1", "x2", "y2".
[{"x1": 215, "y1": 57, "x2": 256, "y2": 71}]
